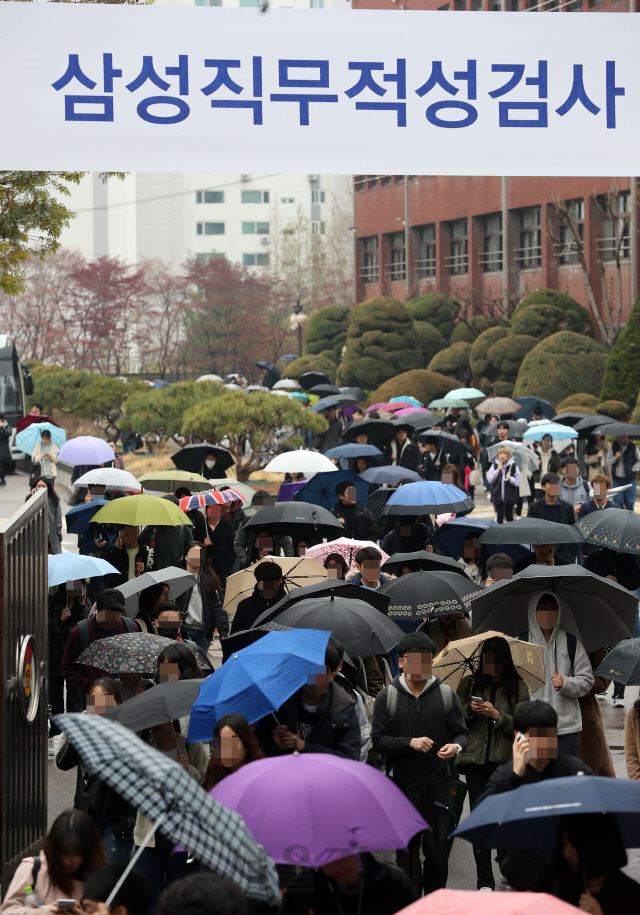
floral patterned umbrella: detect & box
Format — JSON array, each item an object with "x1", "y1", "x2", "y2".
[
  {"x1": 305, "y1": 537, "x2": 389, "y2": 571},
  {"x1": 75, "y1": 632, "x2": 210, "y2": 673}
]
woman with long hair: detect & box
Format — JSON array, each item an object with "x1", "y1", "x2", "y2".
[
  {"x1": 32, "y1": 476, "x2": 62, "y2": 554},
  {"x1": 135, "y1": 582, "x2": 170, "y2": 633},
  {"x1": 176, "y1": 541, "x2": 228, "y2": 652},
  {"x1": 455, "y1": 636, "x2": 530, "y2": 891},
  {"x1": 324, "y1": 553, "x2": 349, "y2": 580},
  {"x1": 1, "y1": 809, "x2": 106, "y2": 915},
  {"x1": 156, "y1": 642, "x2": 201, "y2": 682},
  {"x1": 201, "y1": 713, "x2": 264, "y2": 792}
]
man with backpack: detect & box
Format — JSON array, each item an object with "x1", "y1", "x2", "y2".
[
  {"x1": 61, "y1": 588, "x2": 139, "y2": 703},
  {"x1": 371, "y1": 631, "x2": 469, "y2": 895}
]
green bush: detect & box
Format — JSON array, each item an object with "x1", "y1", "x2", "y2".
[
  {"x1": 513, "y1": 332, "x2": 607, "y2": 405},
  {"x1": 406, "y1": 292, "x2": 461, "y2": 341},
  {"x1": 513, "y1": 289, "x2": 594, "y2": 336},
  {"x1": 595, "y1": 400, "x2": 630, "y2": 421},
  {"x1": 469, "y1": 327, "x2": 510, "y2": 379},
  {"x1": 428, "y1": 342, "x2": 472, "y2": 383},
  {"x1": 556, "y1": 393, "x2": 600, "y2": 411},
  {"x1": 486, "y1": 335, "x2": 538, "y2": 382},
  {"x1": 338, "y1": 297, "x2": 422, "y2": 389},
  {"x1": 510, "y1": 305, "x2": 566, "y2": 340},
  {"x1": 450, "y1": 315, "x2": 503, "y2": 345},
  {"x1": 368, "y1": 370, "x2": 461, "y2": 407},
  {"x1": 632, "y1": 390, "x2": 640, "y2": 426},
  {"x1": 599, "y1": 293, "x2": 640, "y2": 406},
  {"x1": 413, "y1": 320, "x2": 448, "y2": 367},
  {"x1": 284, "y1": 353, "x2": 338, "y2": 383},
  {"x1": 493, "y1": 381, "x2": 515, "y2": 398},
  {"x1": 303, "y1": 305, "x2": 351, "y2": 363}
]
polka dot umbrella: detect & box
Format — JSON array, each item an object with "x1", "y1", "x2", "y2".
[{"x1": 577, "y1": 507, "x2": 640, "y2": 555}]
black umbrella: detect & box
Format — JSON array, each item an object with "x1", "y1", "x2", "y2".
[
  {"x1": 308, "y1": 384, "x2": 341, "y2": 398},
  {"x1": 255, "y1": 361, "x2": 281, "y2": 382},
  {"x1": 314, "y1": 394, "x2": 357, "y2": 410},
  {"x1": 252, "y1": 594, "x2": 404, "y2": 656},
  {"x1": 392, "y1": 412, "x2": 440, "y2": 431},
  {"x1": 417, "y1": 430, "x2": 475, "y2": 458},
  {"x1": 594, "y1": 639, "x2": 640, "y2": 685},
  {"x1": 265, "y1": 577, "x2": 390, "y2": 615},
  {"x1": 479, "y1": 518, "x2": 584, "y2": 546},
  {"x1": 481, "y1": 420, "x2": 529, "y2": 439},
  {"x1": 552, "y1": 411, "x2": 593, "y2": 426},
  {"x1": 106, "y1": 680, "x2": 202, "y2": 732},
  {"x1": 172, "y1": 442, "x2": 234, "y2": 474},
  {"x1": 405, "y1": 774, "x2": 467, "y2": 889},
  {"x1": 577, "y1": 507, "x2": 640, "y2": 555},
  {"x1": 340, "y1": 418, "x2": 396, "y2": 448},
  {"x1": 279, "y1": 353, "x2": 299, "y2": 363},
  {"x1": 592, "y1": 421, "x2": 640, "y2": 437},
  {"x1": 514, "y1": 397, "x2": 555, "y2": 422},
  {"x1": 573, "y1": 414, "x2": 617, "y2": 436},
  {"x1": 381, "y1": 551, "x2": 467, "y2": 577},
  {"x1": 469, "y1": 564, "x2": 637, "y2": 653},
  {"x1": 243, "y1": 501, "x2": 344, "y2": 540},
  {"x1": 340, "y1": 387, "x2": 366, "y2": 404},
  {"x1": 367, "y1": 487, "x2": 395, "y2": 521},
  {"x1": 298, "y1": 371, "x2": 331, "y2": 391},
  {"x1": 379, "y1": 571, "x2": 482, "y2": 622}
]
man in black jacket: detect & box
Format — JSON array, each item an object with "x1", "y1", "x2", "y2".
[
  {"x1": 372, "y1": 631, "x2": 469, "y2": 895},
  {"x1": 332, "y1": 480, "x2": 379, "y2": 541},
  {"x1": 526, "y1": 472, "x2": 576, "y2": 563},
  {"x1": 313, "y1": 405, "x2": 343, "y2": 454},
  {"x1": 230, "y1": 560, "x2": 286, "y2": 633},
  {"x1": 382, "y1": 517, "x2": 432, "y2": 555},
  {"x1": 383, "y1": 425, "x2": 421, "y2": 473}
]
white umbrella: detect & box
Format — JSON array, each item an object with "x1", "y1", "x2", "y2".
[
  {"x1": 264, "y1": 450, "x2": 336, "y2": 474},
  {"x1": 246, "y1": 385, "x2": 270, "y2": 392},
  {"x1": 74, "y1": 468, "x2": 142, "y2": 491},
  {"x1": 273, "y1": 378, "x2": 301, "y2": 391},
  {"x1": 487, "y1": 440, "x2": 539, "y2": 473},
  {"x1": 225, "y1": 383, "x2": 243, "y2": 391},
  {"x1": 196, "y1": 374, "x2": 223, "y2": 383}
]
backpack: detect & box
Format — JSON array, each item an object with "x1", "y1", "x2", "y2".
[
  {"x1": 519, "y1": 630, "x2": 576, "y2": 676},
  {"x1": 78, "y1": 616, "x2": 136, "y2": 653},
  {"x1": 385, "y1": 680, "x2": 454, "y2": 718}
]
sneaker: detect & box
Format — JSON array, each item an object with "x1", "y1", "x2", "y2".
[
  {"x1": 596, "y1": 693, "x2": 606, "y2": 700},
  {"x1": 614, "y1": 699, "x2": 625, "y2": 708},
  {"x1": 48, "y1": 737, "x2": 57, "y2": 758},
  {"x1": 479, "y1": 887, "x2": 494, "y2": 892}
]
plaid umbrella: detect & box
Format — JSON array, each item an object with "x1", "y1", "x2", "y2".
[
  {"x1": 433, "y1": 630, "x2": 545, "y2": 693},
  {"x1": 179, "y1": 490, "x2": 242, "y2": 512},
  {"x1": 305, "y1": 537, "x2": 389, "y2": 571},
  {"x1": 52, "y1": 713, "x2": 279, "y2": 905},
  {"x1": 475, "y1": 397, "x2": 521, "y2": 415},
  {"x1": 75, "y1": 632, "x2": 210, "y2": 673}
]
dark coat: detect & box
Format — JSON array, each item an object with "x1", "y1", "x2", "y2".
[
  {"x1": 61, "y1": 616, "x2": 140, "y2": 693},
  {"x1": 583, "y1": 548, "x2": 640, "y2": 592},
  {"x1": 0, "y1": 423, "x2": 12, "y2": 463},
  {"x1": 48, "y1": 594, "x2": 88, "y2": 677},
  {"x1": 139, "y1": 524, "x2": 194, "y2": 572},
  {"x1": 313, "y1": 417, "x2": 343, "y2": 454},
  {"x1": 419, "y1": 451, "x2": 442, "y2": 481},
  {"x1": 532, "y1": 448, "x2": 561, "y2": 484},
  {"x1": 203, "y1": 518, "x2": 236, "y2": 586},
  {"x1": 202, "y1": 463, "x2": 227, "y2": 480},
  {"x1": 526, "y1": 497, "x2": 575, "y2": 525},
  {"x1": 382, "y1": 439, "x2": 422, "y2": 473},
  {"x1": 176, "y1": 580, "x2": 229, "y2": 640},
  {"x1": 233, "y1": 524, "x2": 293, "y2": 569},
  {"x1": 230, "y1": 583, "x2": 287, "y2": 634},
  {"x1": 512, "y1": 553, "x2": 569, "y2": 575},
  {"x1": 331, "y1": 502, "x2": 379, "y2": 541},
  {"x1": 102, "y1": 543, "x2": 151, "y2": 588},
  {"x1": 381, "y1": 523, "x2": 431, "y2": 555}
]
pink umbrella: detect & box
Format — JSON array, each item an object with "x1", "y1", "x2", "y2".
[
  {"x1": 306, "y1": 537, "x2": 389, "y2": 571},
  {"x1": 364, "y1": 402, "x2": 390, "y2": 413},
  {"x1": 394, "y1": 407, "x2": 430, "y2": 416},
  {"x1": 385, "y1": 401, "x2": 415, "y2": 411},
  {"x1": 396, "y1": 889, "x2": 578, "y2": 915}
]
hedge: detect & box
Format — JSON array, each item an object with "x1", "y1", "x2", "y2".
[
  {"x1": 513, "y1": 332, "x2": 607, "y2": 404},
  {"x1": 599, "y1": 293, "x2": 640, "y2": 406},
  {"x1": 450, "y1": 315, "x2": 505, "y2": 345},
  {"x1": 303, "y1": 305, "x2": 351, "y2": 363},
  {"x1": 513, "y1": 289, "x2": 594, "y2": 336},
  {"x1": 368, "y1": 370, "x2": 461, "y2": 407},
  {"x1": 486, "y1": 334, "x2": 538, "y2": 382},
  {"x1": 556, "y1": 393, "x2": 600, "y2": 411},
  {"x1": 427, "y1": 342, "x2": 472, "y2": 383},
  {"x1": 509, "y1": 304, "x2": 566, "y2": 340},
  {"x1": 469, "y1": 327, "x2": 510, "y2": 379},
  {"x1": 284, "y1": 353, "x2": 338, "y2": 383},
  {"x1": 406, "y1": 292, "x2": 460, "y2": 341},
  {"x1": 413, "y1": 320, "x2": 449, "y2": 368},
  {"x1": 493, "y1": 381, "x2": 515, "y2": 398},
  {"x1": 595, "y1": 400, "x2": 630, "y2": 421}
]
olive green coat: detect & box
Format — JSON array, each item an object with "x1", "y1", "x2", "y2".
[{"x1": 455, "y1": 674, "x2": 530, "y2": 768}]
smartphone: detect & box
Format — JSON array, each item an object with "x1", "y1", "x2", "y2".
[
  {"x1": 471, "y1": 696, "x2": 484, "y2": 703},
  {"x1": 515, "y1": 731, "x2": 527, "y2": 743},
  {"x1": 56, "y1": 901, "x2": 77, "y2": 910}
]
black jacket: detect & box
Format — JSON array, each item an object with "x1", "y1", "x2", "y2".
[
  {"x1": 331, "y1": 502, "x2": 379, "y2": 541},
  {"x1": 0, "y1": 423, "x2": 12, "y2": 463},
  {"x1": 512, "y1": 553, "x2": 569, "y2": 575},
  {"x1": 230, "y1": 584, "x2": 287, "y2": 634},
  {"x1": 382, "y1": 440, "x2": 422, "y2": 473},
  {"x1": 234, "y1": 524, "x2": 293, "y2": 569},
  {"x1": 419, "y1": 451, "x2": 442, "y2": 481},
  {"x1": 526, "y1": 497, "x2": 575, "y2": 526},
  {"x1": 477, "y1": 753, "x2": 593, "y2": 805},
  {"x1": 381, "y1": 523, "x2": 431, "y2": 555},
  {"x1": 371, "y1": 674, "x2": 469, "y2": 790},
  {"x1": 583, "y1": 548, "x2": 640, "y2": 592},
  {"x1": 176, "y1": 580, "x2": 229, "y2": 640},
  {"x1": 102, "y1": 543, "x2": 151, "y2": 588},
  {"x1": 313, "y1": 417, "x2": 343, "y2": 454},
  {"x1": 203, "y1": 518, "x2": 236, "y2": 586},
  {"x1": 48, "y1": 594, "x2": 88, "y2": 677}
]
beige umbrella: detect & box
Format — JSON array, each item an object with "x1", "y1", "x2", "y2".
[
  {"x1": 223, "y1": 556, "x2": 328, "y2": 615},
  {"x1": 433, "y1": 630, "x2": 545, "y2": 694},
  {"x1": 139, "y1": 470, "x2": 212, "y2": 494}
]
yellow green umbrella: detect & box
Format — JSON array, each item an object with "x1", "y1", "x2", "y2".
[
  {"x1": 139, "y1": 470, "x2": 212, "y2": 494},
  {"x1": 91, "y1": 495, "x2": 192, "y2": 527}
]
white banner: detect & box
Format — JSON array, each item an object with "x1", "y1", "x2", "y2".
[{"x1": 0, "y1": 4, "x2": 638, "y2": 175}]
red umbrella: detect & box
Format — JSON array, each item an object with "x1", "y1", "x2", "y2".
[
  {"x1": 16, "y1": 414, "x2": 60, "y2": 433},
  {"x1": 397, "y1": 889, "x2": 579, "y2": 915}
]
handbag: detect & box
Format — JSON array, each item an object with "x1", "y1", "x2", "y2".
[
  {"x1": 468, "y1": 468, "x2": 483, "y2": 487},
  {"x1": 64, "y1": 483, "x2": 78, "y2": 507}
]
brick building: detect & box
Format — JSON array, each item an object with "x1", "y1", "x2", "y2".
[{"x1": 352, "y1": 2, "x2": 638, "y2": 333}]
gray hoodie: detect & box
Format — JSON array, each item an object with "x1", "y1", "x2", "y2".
[
  {"x1": 559, "y1": 473, "x2": 591, "y2": 510},
  {"x1": 525, "y1": 589, "x2": 594, "y2": 736}
]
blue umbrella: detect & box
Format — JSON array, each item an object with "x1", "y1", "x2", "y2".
[
  {"x1": 294, "y1": 469, "x2": 369, "y2": 511},
  {"x1": 48, "y1": 553, "x2": 120, "y2": 588},
  {"x1": 64, "y1": 498, "x2": 110, "y2": 534},
  {"x1": 383, "y1": 481, "x2": 473, "y2": 516},
  {"x1": 324, "y1": 444, "x2": 382, "y2": 460},
  {"x1": 360, "y1": 465, "x2": 421, "y2": 485},
  {"x1": 514, "y1": 396, "x2": 556, "y2": 422},
  {"x1": 188, "y1": 629, "x2": 330, "y2": 742},
  {"x1": 310, "y1": 397, "x2": 342, "y2": 413},
  {"x1": 433, "y1": 517, "x2": 531, "y2": 563},
  {"x1": 523, "y1": 423, "x2": 578, "y2": 442},
  {"x1": 389, "y1": 396, "x2": 422, "y2": 407},
  {"x1": 452, "y1": 775, "x2": 640, "y2": 850},
  {"x1": 15, "y1": 422, "x2": 66, "y2": 453}
]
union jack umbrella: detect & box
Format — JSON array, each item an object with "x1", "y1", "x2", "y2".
[{"x1": 179, "y1": 490, "x2": 242, "y2": 512}]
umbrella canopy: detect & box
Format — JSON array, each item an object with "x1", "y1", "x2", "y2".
[
  {"x1": 433, "y1": 630, "x2": 545, "y2": 693},
  {"x1": 305, "y1": 537, "x2": 389, "y2": 571},
  {"x1": 392, "y1": 412, "x2": 440, "y2": 432},
  {"x1": 394, "y1": 407, "x2": 429, "y2": 417},
  {"x1": 433, "y1": 518, "x2": 531, "y2": 563},
  {"x1": 383, "y1": 481, "x2": 474, "y2": 516},
  {"x1": 294, "y1": 469, "x2": 369, "y2": 511},
  {"x1": 417, "y1": 430, "x2": 475, "y2": 459},
  {"x1": 107, "y1": 680, "x2": 202, "y2": 732},
  {"x1": 212, "y1": 753, "x2": 428, "y2": 867},
  {"x1": 118, "y1": 567, "x2": 198, "y2": 616},
  {"x1": 367, "y1": 487, "x2": 396, "y2": 521},
  {"x1": 324, "y1": 443, "x2": 382, "y2": 460},
  {"x1": 265, "y1": 577, "x2": 390, "y2": 615},
  {"x1": 389, "y1": 395, "x2": 423, "y2": 407},
  {"x1": 479, "y1": 518, "x2": 584, "y2": 546},
  {"x1": 381, "y1": 550, "x2": 466, "y2": 577},
  {"x1": 223, "y1": 556, "x2": 329, "y2": 615},
  {"x1": 445, "y1": 388, "x2": 485, "y2": 400},
  {"x1": 15, "y1": 421, "x2": 66, "y2": 452},
  {"x1": 594, "y1": 638, "x2": 640, "y2": 685},
  {"x1": 486, "y1": 441, "x2": 539, "y2": 472},
  {"x1": 360, "y1": 465, "x2": 421, "y2": 485},
  {"x1": 483, "y1": 420, "x2": 529, "y2": 439},
  {"x1": 58, "y1": 436, "x2": 114, "y2": 465},
  {"x1": 577, "y1": 507, "x2": 640, "y2": 554},
  {"x1": 74, "y1": 468, "x2": 141, "y2": 491},
  {"x1": 75, "y1": 632, "x2": 209, "y2": 673},
  {"x1": 53, "y1": 713, "x2": 279, "y2": 904},
  {"x1": 252, "y1": 594, "x2": 405, "y2": 656},
  {"x1": 15, "y1": 414, "x2": 60, "y2": 434},
  {"x1": 310, "y1": 397, "x2": 341, "y2": 413},
  {"x1": 379, "y1": 571, "x2": 482, "y2": 622},
  {"x1": 172, "y1": 443, "x2": 234, "y2": 474},
  {"x1": 91, "y1": 494, "x2": 192, "y2": 528},
  {"x1": 272, "y1": 378, "x2": 300, "y2": 391},
  {"x1": 179, "y1": 490, "x2": 241, "y2": 512},
  {"x1": 396, "y1": 889, "x2": 577, "y2": 915},
  {"x1": 298, "y1": 370, "x2": 331, "y2": 391},
  {"x1": 573, "y1": 414, "x2": 617, "y2": 435},
  {"x1": 523, "y1": 423, "x2": 578, "y2": 442},
  {"x1": 549, "y1": 411, "x2": 589, "y2": 426},
  {"x1": 475, "y1": 396, "x2": 521, "y2": 415},
  {"x1": 290, "y1": 391, "x2": 310, "y2": 403},
  {"x1": 255, "y1": 360, "x2": 281, "y2": 382},
  {"x1": 591, "y1": 420, "x2": 640, "y2": 437},
  {"x1": 188, "y1": 629, "x2": 330, "y2": 740},
  {"x1": 220, "y1": 622, "x2": 293, "y2": 662},
  {"x1": 308, "y1": 383, "x2": 341, "y2": 398},
  {"x1": 514, "y1": 396, "x2": 556, "y2": 421},
  {"x1": 340, "y1": 418, "x2": 396, "y2": 447},
  {"x1": 64, "y1": 499, "x2": 110, "y2": 534},
  {"x1": 241, "y1": 501, "x2": 343, "y2": 540},
  {"x1": 48, "y1": 554, "x2": 119, "y2": 588},
  {"x1": 206, "y1": 480, "x2": 255, "y2": 509},
  {"x1": 428, "y1": 398, "x2": 470, "y2": 410},
  {"x1": 196, "y1": 373, "x2": 223, "y2": 383},
  {"x1": 140, "y1": 470, "x2": 213, "y2": 494},
  {"x1": 469, "y1": 564, "x2": 637, "y2": 653},
  {"x1": 264, "y1": 450, "x2": 336, "y2": 474},
  {"x1": 452, "y1": 774, "x2": 640, "y2": 851},
  {"x1": 340, "y1": 386, "x2": 367, "y2": 403}
]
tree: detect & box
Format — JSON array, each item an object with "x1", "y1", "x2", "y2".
[
  {"x1": 29, "y1": 364, "x2": 92, "y2": 417},
  {"x1": 413, "y1": 321, "x2": 448, "y2": 368},
  {"x1": 284, "y1": 354, "x2": 338, "y2": 383},
  {"x1": 556, "y1": 393, "x2": 599, "y2": 412},
  {"x1": 182, "y1": 391, "x2": 327, "y2": 481},
  {"x1": 514, "y1": 332, "x2": 607, "y2": 404},
  {"x1": 303, "y1": 305, "x2": 351, "y2": 363},
  {"x1": 123, "y1": 381, "x2": 222, "y2": 447},
  {"x1": 338, "y1": 297, "x2": 422, "y2": 389},
  {"x1": 486, "y1": 335, "x2": 538, "y2": 382},
  {"x1": 450, "y1": 315, "x2": 502, "y2": 344},
  {"x1": 509, "y1": 304, "x2": 566, "y2": 340},
  {"x1": 513, "y1": 289, "x2": 594, "y2": 336},
  {"x1": 406, "y1": 292, "x2": 461, "y2": 341},
  {"x1": 469, "y1": 326, "x2": 510, "y2": 379},
  {"x1": 599, "y1": 293, "x2": 640, "y2": 406},
  {"x1": 427, "y1": 342, "x2": 472, "y2": 384},
  {"x1": 73, "y1": 375, "x2": 133, "y2": 442},
  {"x1": 368, "y1": 370, "x2": 460, "y2": 408},
  {"x1": 136, "y1": 259, "x2": 191, "y2": 379}
]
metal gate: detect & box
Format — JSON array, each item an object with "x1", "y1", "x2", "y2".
[{"x1": 0, "y1": 489, "x2": 48, "y2": 890}]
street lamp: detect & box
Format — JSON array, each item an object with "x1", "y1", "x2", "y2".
[{"x1": 289, "y1": 297, "x2": 308, "y2": 357}]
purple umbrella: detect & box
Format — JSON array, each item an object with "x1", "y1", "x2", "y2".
[
  {"x1": 364, "y1": 402, "x2": 390, "y2": 414},
  {"x1": 277, "y1": 480, "x2": 309, "y2": 503},
  {"x1": 211, "y1": 753, "x2": 428, "y2": 866},
  {"x1": 59, "y1": 435, "x2": 115, "y2": 466}
]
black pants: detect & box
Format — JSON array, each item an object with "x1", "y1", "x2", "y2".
[
  {"x1": 397, "y1": 828, "x2": 446, "y2": 895},
  {"x1": 516, "y1": 495, "x2": 524, "y2": 517},
  {"x1": 460, "y1": 763, "x2": 499, "y2": 889},
  {"x1": 613, "y1": 681, "x2": 625, "y2": 700},
  {"x1": 495, "y1": 502, "x2": 514, "y2": 524},
  {"x1": 557, "y1": 732, "x2": 580, "y2": 758}
]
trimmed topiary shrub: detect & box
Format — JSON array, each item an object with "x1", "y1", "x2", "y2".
[
  {"x1": 486, "y1": 335, "x2": 538, "y2": 383},
  {"x1": 469, "y1": 327, "x2": 510, "y2": 379},
  {"x1": 595, "y1": 400, "x2": 630, "y2": 421},
  {"x1": 632, "y1": 390, "x2": 640, "y2": 426},
  {"x1": 284, "y1": 353, "x2": 338, "y2": 383},
  {"x1": 509, "y1": 305, "x2": 566, "y2": 340},
  {"x1": 450, "y1": 315, "x2": 504, "y2": 345},
  {"x1": 413, "y1": 321, "x2": 449, "y2": 368},
  {"x1": 599, "y1": 293, "x2": 640, "y2": 406},
  {"x1": 493, "y1": 380, "x2": 515, "y2": 398},
  {"x1": 337, "y1": 297, "x2": 422, "y2": 389},
  {"x1": 556, "y1": 393, "x2": 600, "y2": 411},
  {"x1": 513, "y1": 332, "x2": 607, "y2": 405},
  {"x1": 513, "y1": 289, "x2": 594, "y2": 336},
  {"x1": 406, "y1": 292, "x2": 461, "y2": 341},
  {"x1": 480, "y1": 377, "x2": 493, "y2": 396},
  {"x1": 369, "y1": 370, "x2": 461, "y2": 407},
  {"x1": 303, "y1": 305, "x2": 351, "y2": 363},
  {"x1": 428, "y1": 342, "x2": 472, "y2": 384}
]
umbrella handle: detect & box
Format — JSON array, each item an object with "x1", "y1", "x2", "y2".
[
  {"x1": 271, "y1": 712, "x2": 281, "y2": 726},
  {"x1": 105, "y1": 809, "x2": 168, "y2": 906}
]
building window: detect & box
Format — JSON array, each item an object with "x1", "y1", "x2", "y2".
[
  {"x1": 281, "y1": 197, "x2": 295, "y2": 204},
  {"x1": 454, "y1": 0, "x2": 466, "y2": 8},
  {"x1": 388, "y1": 231, "x2": 406, "y2": 281},
  {"x1": 438, "y1": 4, "x2": 450, "y2": 8},
  {"x1": 482, "y1": 213, "x2": 502, "y2": 272},
  {"x1": 380, "y1": 176, "x2": 392, "y2": 186},
  {"x1": 559, "y1": 200, "x2": 584, "y2": 264},
  {"x1": 311, "y1": 221, "x2": 326, "y2": 235},
  {"x1": 196, "y1": 190, "x2": 224, "y2": 204},
  {"x1": 196, "y1": 222, "x2": 224, "y2": 235},
  {"x1": 310, "y1": 0, "x2": 323, "y2": 7},
  {"x1": 311, "y1": 189, "x2": 325, "y2": 204},
  {"x1": 600, "y1": 192, "x2": 630, "y2": 261},
  {"x1": 241, "y1": 190, "x2": 269, "y2": 204},
  {"x1": 448, "y1": 219, "x2": 468, "y2": 274},
  {"x1": 361, "y1": 236, "x2": 379, "y2": 283},
  {"x1": 367, "y1": 176, "x2": 379, "y2": 190},
  {"x1": 518, "y1": 206, "x2": 541, "y2": 267},
  {"x1": 195, "y1": 0, "x2": 222, "y2": 6},
  {"x1": 242, "y1": 221, "x2": 269, "y2": 235},
  {"x1": 354, "y1": 176, "x2": 367, "y2": 192},
  {"x1": 472, "y1": 0, "x2": 483, "y2": 7},
  {"x1": 243, "y1": 253, "x2": 270, "y2": 266},
  {"x1": 416, "y1": 224, "x2": 436, "y2": 277}
]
